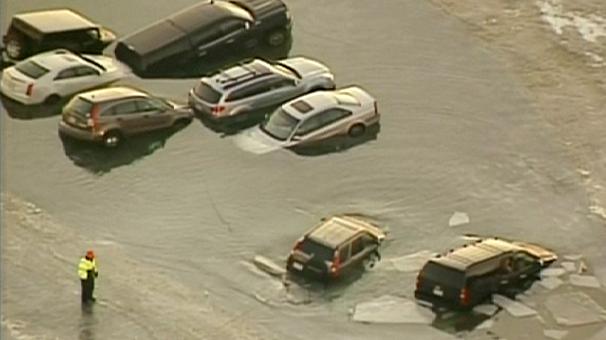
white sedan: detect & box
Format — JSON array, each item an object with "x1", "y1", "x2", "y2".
[{"x1": 0, "y1": 49, "x2": 123, "y2": 105}]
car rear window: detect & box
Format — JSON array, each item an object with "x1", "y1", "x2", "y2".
[
  {"x1": 65, "y1": 97, "x2": 94, "y2": 117},
  {"x1": 300, "y1": 238, "x2": 334, "y2": 262},
  {"x1": 15, "y1": 60, "x2": 49, "y2": 79},
  {"x1": 194, "y1": 82, "x2": 221, "y2": 104},
  {"x1": 421, "y1": 262, "x2": 466, "y2": 287}
]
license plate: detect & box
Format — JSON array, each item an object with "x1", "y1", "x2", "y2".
[
  {"x1": 292, "y1": 262, "x2": 303, "y2": 271},
  {"x1": 433, "y1": 286, "x2": 444, "y2": 297}
]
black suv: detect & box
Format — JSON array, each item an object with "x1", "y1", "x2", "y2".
[
  {"x1": 2, "y1": 9, "x2": 115, "y2": 62},
  {"x1": 414, "y1": 238, "x2": 557, "y2": 309},
  {"x1": 114, "y1": 0, "x2": 292, "y2": 73},
  {"x1": 286, "y1": 215, "x2": 386, "y2": 281}
]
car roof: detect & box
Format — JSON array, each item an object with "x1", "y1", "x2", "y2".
[
  {"x1": 14, "y1": 9, "x2": 98, "y2": 33},
  {"x1": 307, "y1": 215, "x2": 385, "y2": 248},
  {"x1": 27, "y1": 50, "x2": 88, "y2": 70},
  {"x1": 170, "y1": 1, "x2": 252, "y2": 34},
  {"x1": 78, "y1": 87, "x2": 147, "y2": 103},
  {"x1": 284, "y1": 91, "x2": 338, "y2": 120},
  {"x1": 429, "y1": 238, "x2": 519, "y2": 271},
  {"x1": 206, "y1": 59, "x2": 275, "y2": 91}
]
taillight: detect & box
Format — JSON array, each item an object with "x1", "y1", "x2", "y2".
[
  {"x1": 211, "y1": 106, "x2": 225, "y2": 115},
  {"x1": 459, "y1": 287, "x2": 470, "y2": 306},
  {"x1": 373, "y1": 101, "x2": 378, "y2": 115},
  {"x1": 25, "y1": 84, "x2": 33, "y2": 96},
  {"x1": 293, "y1": 237, "x2": 304, "y2": 252},
  {"x1": 86, "y1": 104, "x2": 101, "y2": 130},
  {"x1": 330, "y1": 250, "x2": 341, "y2": 277}
]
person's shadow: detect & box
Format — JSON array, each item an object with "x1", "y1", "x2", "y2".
[{"x1": 79, "y1": 303, "x2": 97, "y2": 340}]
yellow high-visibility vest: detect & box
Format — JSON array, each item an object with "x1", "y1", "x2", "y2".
[{"x1": 78, "y1": 257, "x2": 98, "y2": 280}]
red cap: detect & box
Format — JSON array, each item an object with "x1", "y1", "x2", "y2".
[{"x1": 86, "y1": 250, "x2": 95, "y2": 258}]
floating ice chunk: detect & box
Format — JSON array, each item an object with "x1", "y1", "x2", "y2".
[
  {"x1": 252, "y1": 255, "x2": 286, "y2": 277},
  {"x1": 545, "y1": 292, "x2": 606, "y2": 326},
  {"x1": 492, "y1": 295, "x2": 537, "y2": 317},
  {"x1": 476, "y1": 318, "x2": 494, "y2": 330},
  {"x1": 560, "y1": 262, "x2": 576, "y2": 272},
  {"x1": 387, "y1": 250, "x2": 435, "y2": 272},
  {"x1": 352, "y1": 295, "x2": 435, "y2": 324},
  {"x1": 590, "y1": 205, "x2": 606, "y2": 220},
  {"x1": 539, "y1": 277, "x2": 564, "y2": 290},
  {"x1": 543, "y1": 329, "x2": 568, "y2": 340},
  {"x1": 541, "y1": 268, "x2": 567, "y2": 278},
  {"x1": 569, "y1": 274, "x2": 602, "y2": 288},
  {"x1": 563, "y1": 254, "x2": 583, "y2": 261},
  {"x1": 473, "y1": 304, "x2": 499, "y2": 316},
  {"x1": 448, "y1": 212, "x2": 470, "y2": 227}
]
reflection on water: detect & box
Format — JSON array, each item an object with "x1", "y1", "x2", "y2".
[
  {"x1": 1, "y1": 94, "x2": 67, "y2": 120},
  {"x1": 60, "y1": 125, "x2": 188, "y2": 174},
  {"x1": 128, "y1": 36, "x2": 293, "y2": 79},
  {"x1": 197, "y1": 106, "x2": 273, "y2": 136},
  {"x1": 292, "y1": 123, "x2": 381, "y2": 156},
  {"x1": 79, "y1": 303, "x2": 97, "y2": 340}
]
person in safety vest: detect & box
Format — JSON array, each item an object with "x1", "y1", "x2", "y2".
[{"x1": 78, "y1": 250, "x2": 99, "y2": 304}]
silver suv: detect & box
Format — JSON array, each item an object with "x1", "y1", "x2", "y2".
[
  {"x1": 59, "y1": 86, "x2": 193, "y2": 147},
  {"x1": 188, "y1": 57, "x2": 335, "y2": 122}
]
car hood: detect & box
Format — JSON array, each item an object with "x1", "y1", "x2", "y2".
[{"x1": 277, "y1": 57, "x2": 332, "y2": 79}]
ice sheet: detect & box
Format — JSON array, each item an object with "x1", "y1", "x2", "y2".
[
  {"x1": 563, "y1": 254, "x2": 583, "y2": 261},
  {"x1": 541, "y1": 268, "x2": 567, "y2": 278},
  {"x1": 492, "y1": 295, "x2": 537, "y2": 317},
  {"x1": 448, "y1": 211, "x2": 470, "y2": 227},
  {"x1": 539, "y1": 277, "x2": 564, "y2": 290},
  {"x1": 569, "y1": 274, "x2": 602, "y2": 288},
  {"x1": 544, "y1": 292, "x2": 606, "y2": 326},
  {"x1": 352, "y1": 295, "x2": 435, "y2": 324},
  {"x1": 473, "y1": 304, "x2": 499, "y2": 316},
  {"x1": 252, "y1": 255, "x2": 286, "y2": 277},
  {"x1": 385, "y1": 250, "x2": 435, "y2": 272},
  {"x1": 560, "y1": 262, "x2": 576, "y2": 272},
  {"x1": 543, "y1": 329, "x2": 568, "y2": 340}
]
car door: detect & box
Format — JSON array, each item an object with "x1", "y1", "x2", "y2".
[
  {"x1": 226, "y1": 80, "x2": 273, "y2": 111},
  {"x1": 293, "y1": 108, "x2": 353, "y2": 144},
  {"x1": 54, "y1": 66, "x2": 102, "y2": 96},
  {"x1": 191, "y1": 19, "x2": 249, "y2": 58},
  {"x1": 264, "y1": 77, "x2": 300, "y2": 106},
  {"x1": 133, "y1": 98, "x2": 173, "y2": 131},
  {"x1": 105, "y1": 100, "x2": 146, "y2": 135}
]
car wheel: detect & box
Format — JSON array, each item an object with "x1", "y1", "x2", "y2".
[
  {"x1": 266, "y1": 29, "x2": 287, "y2": 47},
  {"x1": 5, "y1": 36, "x2": 27, "y2": 60},
  {"x1": 363, "y1": 251, "x2": 380, "y2": 270},
  {"x1": 44, "y1": 94, "x2": 61, "y2": 105},
  {"x1": 102, "y1": 130, "x2": 122, "y2": 148},
  {"x1": 348, "y1": 124, "x2": 366, "y2": 138}
]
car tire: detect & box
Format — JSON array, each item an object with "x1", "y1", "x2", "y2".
[
  {"x1": 44, "y1": 94, "x2": 61, "y2": 105},
  {"x1": 102, "y1": 130, "x2": 122, "y2": 148},
  {"x1": 5, "y1": 35, "x2": 27, "y2": 60},
  {"x1": 266, "y1": 29, "x2": 287, "y2": 47},
  {"x1": 363, "y1": 251, "x2": 380, "y2": 270},
  {"x1": 348, "y1": 124, "x2": 366, "y2": 138}
]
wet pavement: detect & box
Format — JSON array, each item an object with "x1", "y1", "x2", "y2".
[{"x1": 2, "y1": 0, "x2": 606, "y2": 339}]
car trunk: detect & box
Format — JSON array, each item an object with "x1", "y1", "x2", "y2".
[
  {"x1": 62, "y1": 97, "x2": 96, "y2": 130},
  {"x1": 416, "y1": 262, "x2": 468, "y2": 307},
  {"x1": 290, "y1": 238, "x2": 334, "y2": 276}
]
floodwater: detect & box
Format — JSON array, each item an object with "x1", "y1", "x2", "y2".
[{"x1": 2, "y1": 0, "x2": 606, "y2": 339}]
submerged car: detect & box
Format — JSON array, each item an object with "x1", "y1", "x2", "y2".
[
  {"x1": 414, "y1": 238, "x2": 557, "y2": 309},
  {"x1": 0, "y1": 49, "x2": 122, "y2": 105},
  {"x1": 115, "y1": 0, "x2": 292, "y2": 73},
  {"x1": 286, "y1": 215, "x2": 386, "y2": 280},
  {"x1": 188, "y1": 57, "x2": 335, "y2": 122},
  {"x1": 2, "y1": 9, "x2": 115, "y2": 61},
  {"x1": 58, "y1": 87, "x2": 193, "y2": 147},
  {"x1": 254, "y1": 86, "x2": 379, "y2": 148}
]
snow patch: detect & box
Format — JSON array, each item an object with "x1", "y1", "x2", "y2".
[{"x1": 352, "y1": 295, "x2": 435, "y2": 324}]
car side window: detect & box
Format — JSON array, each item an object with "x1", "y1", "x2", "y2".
[
  {"x1": 76, "y1": 66, "x2": 100, "y2": 76},
  {"x1": 55, "y1": 67, "x2": 79, "y2": 80},
  {"x1": 226, "y1": 82, "x2": 272, "y2": 102},
  {"x1": 319, "y1": 108, "x2": 352, "y2": 126},
  {"x1": 108, "y1": 101, "x2": 139, "y2": 116},
  {"x1": 191, "y1": 27, "x2": 224, "y2": 46},
  {"x1": 296, "y1": 115, "x2": 324, "y2": 136},
  {"x1": 134, "y1": 99, "x2": 159, "y2": 112},
  {"x1": 351, "y1": 237, "x2": 364, "y2": 257},
  {"x1": 268, "y1": 77, "x2": 295, "y2": 90},
  {"x1": 220, "y1": 19, "x2": 247, "y2": 35},
  {"x1": 339, "y1": 244, "x2": 350, "y2": 263},
  {"x1": 512, "y1": 253, "x2": 536, "y2": 271}
]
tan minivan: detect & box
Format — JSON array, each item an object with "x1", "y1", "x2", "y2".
[{"x1": 58, "y1": 86, "x2": 193, "y2": 147}]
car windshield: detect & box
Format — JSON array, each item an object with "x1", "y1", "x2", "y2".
[
  {"x1": 64, "y1": 97, "x2": 94, "y2": 117},
  {"x1": 194, "y1": 82, "x2": 221, "y2": 104},
  {"x1": 15, "y1": 60, "x2": 50, "y2": 79},
  {"x1": 260, "y1": 108, "x2": 300, "y2": 141},
  {"x1": 300, "y1": 238, "x2": 334, "y2": 262}
]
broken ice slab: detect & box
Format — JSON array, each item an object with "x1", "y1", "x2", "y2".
[
  {"x1": 541, "y1": 268, "x2": 567, "y2": 278},
  {"x1": 386, "y1": 250, "x2": 435, "y2": 272},
  {"x1": 476, "y1": 318, "x2": 494, "y2": 330},
  {"x1": 252, "y1": 255, "x2": 286, "y2": 277},
  {"x1": 448, "y1": 211, "x2": 470, "y2": 227},
  {"x1": 473, "y1": 304, "x2": 499, "y2": 316},
  {"x1": 352, "y1": 295, "x2": 435, "y2": 324},
  {"x1": 543, "y1": 329, "x2": 568, "y2": 340},
  {"x1": 563, "y1": 254, "x2": 583, "y2": 261},
  {"x1": 539, "y1": 277, "x2": 564, "y2": 290},
  {"x1": 588, "y1": 326, "x2": 606, "y2": 340},
  {"x1": 569, "y1": 274, "x2": 602, "y2": 288},
  {"x1": 545, "y1": 292, "x2": 606, "y2": 326},
  {"x1": 560, "y1": 262, "x2": 576, "y2": 272},
  {"x1": 492, "y1": 295, "x2": 537, "y2": 317}
]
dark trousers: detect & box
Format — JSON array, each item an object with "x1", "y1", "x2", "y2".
[{"x1": 81, "y1": 277, "x2": 95, "y2": 303}]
